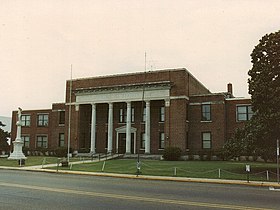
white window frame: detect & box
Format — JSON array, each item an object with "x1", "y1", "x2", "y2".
[
  {"x1": 236, "y1": 105, "x2": 253, "y2": 121},
  {"x1": 202, "y1": 132, "x2": 211, "y2": 149},
  {"x1": 21, "y1": 115, "x2": 31, "y2": 127}
]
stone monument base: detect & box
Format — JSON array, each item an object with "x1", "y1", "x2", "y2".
[{"x1": 8, "y1": 140, "x2": 27, "y2": 160}]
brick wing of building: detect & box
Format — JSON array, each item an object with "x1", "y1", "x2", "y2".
[{"x1": 11, "y1": 68, "x2": 252, "y2": 156}]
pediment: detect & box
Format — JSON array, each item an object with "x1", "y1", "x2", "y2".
[{"x1": 115, "y1": 125, "x2": 137, "y2": 133}]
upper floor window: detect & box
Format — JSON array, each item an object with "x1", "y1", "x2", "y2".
[
  {"x1": 160, "y1": 107, "x2": 165, "y2": 122},
  {"x1": 237, "y1": 105, "x2": 253, "y2": 121},
  {"x1": 119, "y1": 108, "x2": 134, "y2": 123},
  {"x1": 37, "y1": 114, "x2": 49, "y2": 127},
  {"x1": 21, "y1": 115, "x2": 31, "y2": 126},
  {"x1": 201, "y1": 104, "x2": 211, "y2": 121},
  {"x1": 59, "y1": 111, "x2": 65, "y2": 125},
  {"x1": 142, "y1": 107, "x2": 146, "y2": 122}
]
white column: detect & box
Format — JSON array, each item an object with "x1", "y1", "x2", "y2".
[
  {"x1": 145, "y1": 100, "x2": 151, "y2": 154},
  {"x1": 126, "y1": 101, "x2": 131, "y2": 154},
  {"x1": 90, "y1": 103, "x2": 96, "y2": 154},
  {"x1": 107, "y1": 103, "x2": 113, "y2": 153}
]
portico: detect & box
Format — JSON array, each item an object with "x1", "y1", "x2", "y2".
[{"x1": 74, "y1": 81, "x2": 171, "y2": 154}]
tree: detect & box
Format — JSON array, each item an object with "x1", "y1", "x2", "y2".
[
  {"x1": 0, "y1": 123, "x2": 10, "y2": 151},
  {"x1": 224, "y1": 30, "x2": 280, "y2": 161},
  {"x1": 247, "y1": 30, "x2": 280, "y2": 158}
]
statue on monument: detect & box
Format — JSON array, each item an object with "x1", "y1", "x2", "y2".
[{"x1": 8, "y1": 107, "x2": 27, "y2": 160}]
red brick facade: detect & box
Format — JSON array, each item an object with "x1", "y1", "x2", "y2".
[{"x1": 11, "y1": 68, "x2": 251, "y2": 155}]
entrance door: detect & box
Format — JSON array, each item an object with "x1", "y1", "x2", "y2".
[
  {"x1": 118, "y1": 133, "x2": 135, "y2": 154},
  {"x1": 118, "y1": 133, "x2": 126, "y2": 154}
]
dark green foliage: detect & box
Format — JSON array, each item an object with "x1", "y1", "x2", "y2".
[
  {"x1": 78, "y1": 148, "x2": 90, "y2": 153},
  {"x1": 225, "y1": 30, "x2": 280, "y2": 161},
  {"x1": 248, "y1": 30, "x2": 280, "y2": 149},
  {"x1": 55, "y1": 147, "x2": 68, "y2": 157},
  {"x1": 163, "y1": 146, "x2": 182, "y2": 161},
  {"x1": 0, "y1": 127, "x2": 10, "y2": 151}
]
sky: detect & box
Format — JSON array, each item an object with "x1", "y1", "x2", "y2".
[{"x1": 1, "y1": 0, "x2": 280, "y2": 117}]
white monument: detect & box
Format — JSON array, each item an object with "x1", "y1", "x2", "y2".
[{"x1": 8, "y1": 107, "x2": 27, "y2": 160}]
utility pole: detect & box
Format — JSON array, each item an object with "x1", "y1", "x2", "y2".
[
  {"x1": 67, "y1": 65, "x2": 73, "y2": 163},
  {"x1": 277, "y1": 139, "x2": 279, "y2": 184}
]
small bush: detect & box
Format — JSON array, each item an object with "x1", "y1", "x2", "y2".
[
  {"x1": 78, "y1": 148, "x2": 90, "y2": 153},
  {"x1": 163, "y1": 147, "x2": 182, "y2": 161},
  {"x1": 55, "y1": 147, "x2": 68, "y2": 157}
]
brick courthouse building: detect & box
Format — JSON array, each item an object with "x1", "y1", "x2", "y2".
[{"x1": 11, "y1": 68, "x2": 252, "y2": 155}]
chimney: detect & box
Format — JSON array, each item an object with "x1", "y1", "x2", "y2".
[{"x1": 227, "y1": 83, "x2": 233, "y2": 95}]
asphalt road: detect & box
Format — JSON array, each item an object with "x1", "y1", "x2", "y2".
[{"x1": 0, "y1": 169, "x2": 279, "y2": 210}]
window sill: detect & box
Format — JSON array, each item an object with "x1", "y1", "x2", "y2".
[{"x1": 200, "y1": 121, "x2": 212, "y2": 123}]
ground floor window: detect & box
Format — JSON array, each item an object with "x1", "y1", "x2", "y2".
[
  {"x1": 202, "y1": 132, "x2": 211, "y2": 149},
  {"x1": 22, "y1": 136, "x2": 30, "y2": 148},
  {"x1": 159, "y1": 132, "x2": 165, "y2": 149},
  {"x1": 141, "y1": 133, "x2": 145, "y2": 149},
  {"x1": 37, "y1": 135, "x2": 48, "y2": 148},
  {"x1": 59, "y1": 133, "x2": 65, "y2": 147},
  {"x1": 105, "y1": 132, "x2": 108, "y2": 149}
]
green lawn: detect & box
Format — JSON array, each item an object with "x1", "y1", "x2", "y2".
[
  {"x1": 1, "y1": 156, "x2": 279, "y2": 182},
  {"x1": 61, "y1": 159, "x2": 278, "y2": 182},
  {"x1": 0, "y1": 156, "x2": 59, "y2": 167},
  {"x1": 0, "y1": 156, "x2": 95, "y2": 167}
]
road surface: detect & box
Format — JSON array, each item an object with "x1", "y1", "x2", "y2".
[{"x1": 0, "y1": 169, "x2": 279, "y2": 210}]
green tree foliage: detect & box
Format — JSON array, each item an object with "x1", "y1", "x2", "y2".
[
  {"x1": 224, "y1": 30, "x2": 280, "y2": 161},
  {"x1": 248, "y1": 30, "x2": 280, "y2": 154},
  {"x1": 0, "y1": 127, "x2": 10, "y2": 151},
  {"x1": 163, "y1": 146, "x2": 182, "y2": 161}
]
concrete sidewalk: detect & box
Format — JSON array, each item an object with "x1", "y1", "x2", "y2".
[{"x1": 1, "y1": 161, "x2": 280, "y2": 188}]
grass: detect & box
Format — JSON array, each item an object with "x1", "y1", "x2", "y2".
[
  {"x1": 58, "y1": 159, "x2": 279, "y2": 182},
  {"x1": 0, "y1": 156, "x2": 97, "y2": 167},
  {"x1": 1, "y1": 156, "x2": 279, "y2": 182},
  {"x1": 0, "y1": 156, "x2": 59, "y2": 167}
]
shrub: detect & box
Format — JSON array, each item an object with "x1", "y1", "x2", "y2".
[
  {"x1": 163, "y1": 146, "x2": 182, "y2": 161},
  {"x1": 55, "y1": 147, "x2": 68, "y2": 157}
]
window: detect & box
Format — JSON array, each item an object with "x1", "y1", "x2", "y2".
[
  {"x1": 131, "y1": 108, "x2": 135, "y2": 123},
  {"x1": 59, "y1": 133, "x2": 65, "y2": 147},
  {"x1": 21, "y1": 115, "x2": 31, "y2": 127},
  {"x1": 142, "y1": 107, "x2": 146, "y2": 122},
  {"x1": 159, "y1": 132, "x2": 165, "y2": 149},
  {"x1": 105, "y1": 132, "x2": 108, "y2": 149},
  {"x1": 37, "y1": 114, "x2": 49, "y2": 127},
  {"x1": 22, "y1": 136, "x2": 30, "y2": 148},
  {"x1": 119, "y1": 108, "x2": 125, "y2": 123},
  {"x1": 202, "y1": 132, "x2": 211, "y2": 149},
  {"x1": 201, "y1": 104, "x2": 211, "y2": 121},
  {"x1": 59, "y1": 111, "x2": 65, "y2": 125},
  {"x1": 37, "y1": 136, "x2": 48, "y2": 148},
  {"x1": 119, "y1": 108, "x2": 134, "y2": 123},
  {"x1": 160, "y1": 107, "x2": 165, "y2": 122},
  {"x1": 141, "y1": 133, "x2": 146, "y2": 149},
  {"x1": 237, "y1": 105, "x2": 253, "y2": 121}
]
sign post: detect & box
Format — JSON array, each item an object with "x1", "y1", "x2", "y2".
[{"x1": 246, "y1": 165, "x2": 250, "y2": 183}]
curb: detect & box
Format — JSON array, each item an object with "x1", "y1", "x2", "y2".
[{"x1": 1, "y1": 166, "x2": 280, "y2": 188}]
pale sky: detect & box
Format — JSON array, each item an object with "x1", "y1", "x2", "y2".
[{"x1": 1, "y1": 0, "x2": 280, "y2": 117}]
